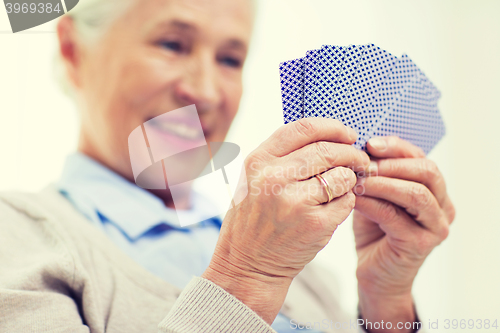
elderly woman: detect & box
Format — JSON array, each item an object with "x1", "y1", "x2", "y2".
[{"x1": 0, "y1": 0, "x2": 455, "y2": 332}]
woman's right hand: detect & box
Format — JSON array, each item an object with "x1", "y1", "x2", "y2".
[{"x1": 202, "y1": 118, "x2": 370, "y2": 323}]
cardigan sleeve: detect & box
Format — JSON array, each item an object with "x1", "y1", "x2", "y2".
[
  {"x1": 0, "y1": 199, "x2": 93, "y2": 332},
  {"x1": 158, "y1": 277, "x2": 276, "y2": 333},
  {"x1": 0, "y1": 196, "x2": 276, "y2": 333}
]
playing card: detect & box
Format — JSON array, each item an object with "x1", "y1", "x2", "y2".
[
  {"x1": 303, "y1": 49, "x2": 321, "y2": 117},
  {"x1": 278, "y1": 45, "x2": 446, "y2": 154},
  {"x1": 310, "y1": 45, "x2": 346, "y2": 119},
  {"x1": 336, "y1": 44, "x2": 398, "y2": 149},
  {"x1": 329, "y1": 45, "x2": 366, "y2": 120},
  {"x1": 355, "y1": 47, "x2": 399, "y2": 147},
  {"x1": 334, "y1": 45, "x2": 371, "y2": 145},
  {"x1": 279, "y1": 58, "x2": 304, "y2": 124},
  {"x1": 374, "y1": 77, "x2": 445, "y2": 154},
  {"x1": 361, "y1": 54, "x2": 421, "y2": 146},
  {"x1": 371, "y1": 61, "x2": 445, "y2": 154}
]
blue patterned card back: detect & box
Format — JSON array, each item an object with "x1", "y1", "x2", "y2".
[
  {"x1": 329, "y1": 45, "x2": 366, "y2": 120},
  {"x1": 336, "y1": 44, "x2": 398, "y2": 148},
  {"x1": 370, "y1": 58, "x2": 445, "y2": 154},
  {"x1": 311, "y1": 45, "x2": 346, "y2": 119},
  {"x1": 361, "y1": 54, "x2": 420, "y2": 146},
  {"x1": 279, "y1": 45, "x2": 445, "y2": 154},
  {"x1": 356, "y1": 46, "x2": 398, "y2": 147},
  {"x1": 279, "y1": 58, "x2": 304, "y2": 124},
  {"x1": 303, "y1": 49, "x2": 321, "y2": 117}
]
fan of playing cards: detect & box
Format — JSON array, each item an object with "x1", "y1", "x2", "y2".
[{"x1": 279, "y1": 44, "x2": 446, "y2": 154}]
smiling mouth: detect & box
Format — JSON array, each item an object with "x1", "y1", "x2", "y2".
[{"x1": 149, "y1": 119, "x2": 206, "y2": 141}]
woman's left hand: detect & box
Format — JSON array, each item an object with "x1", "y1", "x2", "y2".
[{"x1": 353, "y1": 136, "x2": 455, "y2": 332}]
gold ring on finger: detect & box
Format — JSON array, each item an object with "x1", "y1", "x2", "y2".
[{"x1": 315, "y1": 174, "x2": 334, "y2": 204}]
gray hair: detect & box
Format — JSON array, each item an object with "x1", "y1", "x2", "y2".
[{"x1": 55, "y1": 0, "x2": 134, "y2": 96}]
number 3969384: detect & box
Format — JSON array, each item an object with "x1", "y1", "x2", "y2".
[{"x1": 5, "y1": 2, "x2": 62, "y2": 14}]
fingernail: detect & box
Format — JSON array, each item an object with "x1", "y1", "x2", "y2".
[
  {"x1": 367, "y1": 161, "x2": 378, "y2": 175},
  {"x1": 362, "y1": 152, "x2": 370, "y2": 168},
  {"x1": 348, "y1": 127, "x2": 357, "y2": 141},
  {"x1": 369, "y1": 137, "x2": 387, "y2": 151}
]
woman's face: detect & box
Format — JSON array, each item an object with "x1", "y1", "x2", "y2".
[{"x1": 67, "y1": 0, "x2": 253, "y2": 183}]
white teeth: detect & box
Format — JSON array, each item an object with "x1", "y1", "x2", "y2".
[{"x1": 154, "y1": 121, "x2": 201, "y2": 140}]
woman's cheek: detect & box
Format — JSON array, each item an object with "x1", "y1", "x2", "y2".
[
  {"x1": 121, "y1": 55, "x2": 180, "y2": 107},
  {"x1": 223, "y1": 74, "x2": 243, "y2": 107}
]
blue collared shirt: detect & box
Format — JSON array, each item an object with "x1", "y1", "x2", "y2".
[
  {"x1": 57, "y1": 153, "x2": 223, "y2": 289},
  {"x1": 57, "y1": 153, "x2": 312, "y2": 332}
]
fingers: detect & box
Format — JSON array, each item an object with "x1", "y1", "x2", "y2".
[
  {"x1": 260, "y1": 118, "x2": 358, "y2": 157},
  {"x1": 357, "y1": 176, "x2": 449, "y2": 236},
  {"x1": 354, "y1": 197, "x2": 449, "y2": 254},
  {"x1": 283, "y1": 142, "x2": 370, "y2": 180},
  {"x1": 354, "y1": 196, "x2": 423, "y2": 238},
  {"x1": 316, "y1": 190, "x2": 357, "y2": 228},
  {"x1": 298, "y1": 167, "x2": 357, "y2": 205},
  {"x1": 368, "y1": 158, "x2": 455, "y2": 223},
  {"x1": 371, "y1": 158, "x2": 447, "y2": 205},
  {"x1": 366, "y1": 136, "x2": 426, "y2": 159}
]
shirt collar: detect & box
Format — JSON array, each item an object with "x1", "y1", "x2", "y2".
[{"x1": 56, "y1": 152, "x2": 221, "y2": 240}]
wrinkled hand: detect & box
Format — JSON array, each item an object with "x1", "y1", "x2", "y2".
[
  {"x1": 354, "y1": 136, "x2": 455, "y2": 332},
  {"x1": 202, "y1": 118, "x2": 370, "y2": 323}
]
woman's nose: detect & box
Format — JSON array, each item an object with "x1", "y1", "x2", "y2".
[{"x1": 174, "y1": 53, "x2": 221, "y2": 113}]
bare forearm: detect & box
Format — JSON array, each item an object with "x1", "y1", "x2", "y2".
[
  {"x1": 358, "y1": 288, "x2": 418, "y2": 333},
  {"x1": 202, "y1": 262, "x2": 291, "y2": 324}
]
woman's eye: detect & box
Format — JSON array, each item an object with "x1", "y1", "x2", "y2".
[
  {"x1": 160, "y1": 41, "x2": 184, "y2": 52},
  {"x1": 218, "y1": 56, "x2": 242, "y2": 68}
]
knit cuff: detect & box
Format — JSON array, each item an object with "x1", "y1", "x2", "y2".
[{"x1": 158, "y1": 277, "x2": 276, "y2": 333}]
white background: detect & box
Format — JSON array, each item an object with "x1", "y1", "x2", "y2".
[{"x1": 1, "y1": 0, "x2": 499, "y2": 329}]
